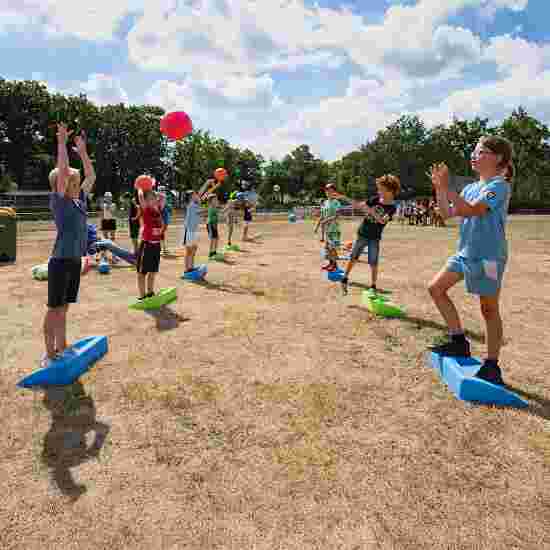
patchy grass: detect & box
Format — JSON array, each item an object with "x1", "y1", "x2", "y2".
[{"x1": 2, "y1": 215, "x2": 550, "y2": 550}]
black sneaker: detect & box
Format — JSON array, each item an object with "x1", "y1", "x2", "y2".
[
  {"x1": 145, "y1": 292, "x2": 154, "y2": 298},
  {"x1": 475, "y1": 362, "x2": 504, "y2": 386},
  {"x1": 341, "y1": 276, "x2": 348, "y2": 295},
  {"x1": 429, "y1": 338, "x2": 471, "y2": 357}
]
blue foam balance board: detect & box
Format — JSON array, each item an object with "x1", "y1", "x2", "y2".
[
  {"x1": 98, "y1": 260, "x2": 111, "y2": 274},
  {"x1": 182, "y1": 264, "x2": 208, "y2": 281},
  {"x1": 429, "y1": 353, "x2": 528, "y2": 408},
  {"x1": 17, "y1": 336, "x2": 108, "y2": 389}
]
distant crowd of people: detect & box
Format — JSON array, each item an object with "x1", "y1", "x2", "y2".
[{"x1": 396, "y1": 199, "x2": 446, "y2": 227}]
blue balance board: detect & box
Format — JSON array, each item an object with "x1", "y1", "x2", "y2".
[
  {"x1": 428, "y1": 353, "x2": 528, "y2": 408},
  {"x1": 17, "y1": 336, "x2": 108, "y2": 389},
  {"x1": 182, "y1": 264, "x2": 208, "y2": 281},
  {"x1": 98, "y1": 260, "x2": 111, "y2": 274}
]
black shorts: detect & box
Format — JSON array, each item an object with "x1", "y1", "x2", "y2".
[
  {"x1": 243, "y1": 210, "x2": 252, "y2": 223},
  {"x1": 136, "y1": 241, "x2": 161, "y2": 274},
  {"x1": 47, "y1": 257, "x2": 82, "y2": 308},
  {"x1": 101, "y1": 219, "x2": 117, "y2": 232},
  {"x1": 129, "y1": 222, "x2": 140, "y2": 240},
  {"x1": 207, "y1": 223, "x2": 219, "y2": 239}
]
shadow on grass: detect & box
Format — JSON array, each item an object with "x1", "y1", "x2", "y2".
[
  {"x1": 40, "y1": 382, "x2": 110, "y2": 500},
  {"x1": 465, "y1": 385, "x2": 550, "y2": 420},
  {"x1": 399, "y1": 315, "x2": 485, "y2": 343},
  {"x1": 193, "y1": 278, "x2": 266, "y2": 298},
  {"x1": 346, "y1": 305, "x2": 485, "y2": 343},
  {"x1": 144, "y1": 305, "x2": 190, "y2": 331},
  {"x1": 208, "y1": 257, "x2": 237, "y2": 266},
  {"x1": 348, "y1": 282, "x2": 393, "y2": 293}
]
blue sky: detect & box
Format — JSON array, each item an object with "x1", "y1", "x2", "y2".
[{"x1": 1, "y1": 0, "x2": 549, "y2": 161}]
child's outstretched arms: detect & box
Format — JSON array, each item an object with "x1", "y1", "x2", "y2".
[
  {"x1": 54, "y1": 123, "x2": 73, "y2": 194},
  {"x1": 74, "y1": 130, "x2": 96, "y2": 194}
]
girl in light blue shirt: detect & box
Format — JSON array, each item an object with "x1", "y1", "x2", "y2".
[{"x1": 428, "y1": 135, "x2": 514, "y2": 387}]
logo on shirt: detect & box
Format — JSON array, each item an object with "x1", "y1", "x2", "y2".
[{"x1": 486, "y1": 191, "x2": 496, "y2": 199}]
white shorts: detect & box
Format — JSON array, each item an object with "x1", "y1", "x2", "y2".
[{"x1": 183, "y1": 227, "x2": 198, "y2": 246}]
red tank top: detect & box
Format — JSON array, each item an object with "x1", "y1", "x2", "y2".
[{"x1": 141, "y1": 206, "x2": 163, "y2": 242}]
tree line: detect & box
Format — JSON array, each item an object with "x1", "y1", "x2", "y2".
[{"x1": 1, "y1": 78, "x2": 549, "y2": 208}]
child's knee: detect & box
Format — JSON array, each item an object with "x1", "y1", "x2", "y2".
[
  {"x1": 480, "y1": 299, "x2": 499, "y2": 319},
  {"x1": 428, "y1": 279, "x2": 443, "y2": 298}
]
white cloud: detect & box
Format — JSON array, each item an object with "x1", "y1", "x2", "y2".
[
  {"x1": 483, "y1": 35, "x2": 550, "y2": 77},
  {"x1": 144, "y1": 72, "x2": 282, "y2": 116},
  {"x1": 0, "y1": 0, "x2": 139, "y2": 41},
  {"x1": 144, "y1": 80, "x2": 195, "y2": 113},
  {"x1": 79, "y1": 74, "x2": 129, "y2": 105},
  {"x1": 419, "y1": 69, "x2": 550, "y2": 127}
]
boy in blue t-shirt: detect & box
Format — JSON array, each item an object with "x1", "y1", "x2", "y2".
[
  {"x1": 43, "y1": 124, "x2": 96, "y2": 367},
  {"x1": 428, "y1": 135, "x2": 514, "y2": 386}
]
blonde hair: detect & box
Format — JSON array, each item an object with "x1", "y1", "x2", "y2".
[
  {"x1": 376, "y1": 174, "x2": 401, "y2": 196},
  {"x1": 48, "y1": 167, "x2": 81, "y2": 192}
]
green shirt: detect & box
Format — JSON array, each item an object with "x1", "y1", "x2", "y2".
[
  {"x1": 207, "y1": 206, "x2": 218, "y2": 225},
  {"x1": 321, "y1": 198, "x2": 341, "y2": 235}
]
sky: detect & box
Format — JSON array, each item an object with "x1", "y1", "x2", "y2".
[{"x1": 1, "y1": 0, "x2": 549, "y2": 161}]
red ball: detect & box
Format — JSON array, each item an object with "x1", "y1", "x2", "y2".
[
  {"x1": 160, "y1": 111, "x2": 193, "y2": 140},
  {"x1": 134, "y1": 175, "x2": 155, "y2": 192}
]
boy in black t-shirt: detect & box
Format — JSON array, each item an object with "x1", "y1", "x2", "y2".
[{"x1": 339, "y1": 174, "x2": 400, "y2": 295}]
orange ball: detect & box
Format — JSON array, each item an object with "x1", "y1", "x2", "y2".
[{"x1": 214, "y1": 168, "x2": 227, "y2": 181}]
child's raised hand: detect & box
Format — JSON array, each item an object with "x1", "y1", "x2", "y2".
[
  {"x1": 56, "y1": 123, "x2": 73, "y2": 143},
  {"x1": 73, "y1": 130, "x2": 87, "y2": 155}
]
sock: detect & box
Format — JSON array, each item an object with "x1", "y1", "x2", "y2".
[{"x1": 451, "y1": 332, "x2": 466, "y2": 344}]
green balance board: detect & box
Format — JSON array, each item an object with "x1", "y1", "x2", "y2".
[
  {"x1": 362, "y1": 291, "x2": 405, "y2": 318},
  {"x1": 224, "y1": 244, "x2": 240, "y2": 252},
  {"x1": 210, "y1": 253, "x2": 225, "y2": 261},
  {"x1": 129, "y1": 287, "x2": 177, "y2": 311}
]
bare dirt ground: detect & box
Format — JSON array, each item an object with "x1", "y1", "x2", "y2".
[{"x1": 1, "y1": 214, "x2": 550, "y2": 550}]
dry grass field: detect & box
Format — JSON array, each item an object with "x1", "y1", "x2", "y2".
[{"x1": 1, "y1": 214, "x2": 549, "y2": 550}]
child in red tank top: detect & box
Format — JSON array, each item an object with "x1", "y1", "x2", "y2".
[{"x1": 136, "y1": 183, "x2": 165, "y2": 300}]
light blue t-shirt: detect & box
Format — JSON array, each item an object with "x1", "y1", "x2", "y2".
[
  {"x1": 184, "y1": 200, "x2": 201, "y2": 231},
  {"x1": 457, "y1": 176, "x2": 510, "y2": 261}
]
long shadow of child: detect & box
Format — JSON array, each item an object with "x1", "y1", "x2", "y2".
[{"x1": 40, "y1": 382, "x2": 110, "y2": 499}]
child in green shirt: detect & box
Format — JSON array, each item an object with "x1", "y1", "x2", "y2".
[{"x1": 314, "y1": 184, "x2": 344, "y2": 272}]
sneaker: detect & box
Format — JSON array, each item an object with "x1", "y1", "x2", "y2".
[
  {"x1": 429, "y1": 338, "x2": 471, "y2": 357},
  {"x1": 145, "y1": 292, "x2": 154, "y2": 298},
  {"x1": 327, "y1": 264, "x2": 338, "y2": 272},
  {"x1": 321, "y1": 263, "x2": 331, "y2": 270},
  {"x1": 475, "y1": 362, "x2": 505, "y2": 386}
]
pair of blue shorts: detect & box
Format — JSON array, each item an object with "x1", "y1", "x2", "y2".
[
  {"x1": 446, "y1": 254, "x2": 506, "y2": 296},
  {"x1": 350, "y1": 237, "x2": 380, "y2": 265}
]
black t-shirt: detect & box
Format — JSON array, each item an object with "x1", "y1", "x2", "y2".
[{"x1": 357, "y1": 197, "x2": 396, "y2": 240}]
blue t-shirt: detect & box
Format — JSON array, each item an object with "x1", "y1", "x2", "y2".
[
  {"x1": 184, "y1": 200, "x2": 201, "y2": 231},
  {"x1": 457, "y1": 176, "x2": 510, "y2": 261},
  {"x1": 50, "y1": 191, "x2": 88, "y2": 259}
]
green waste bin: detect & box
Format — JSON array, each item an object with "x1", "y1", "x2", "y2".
[{"x1": 0, "y1": 208, "x2": 17, "y2": 262}]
